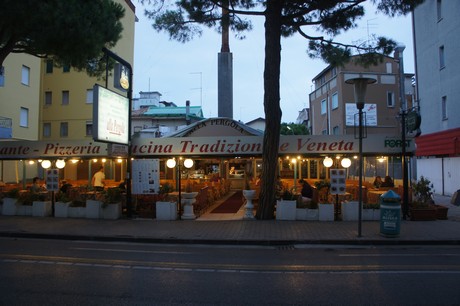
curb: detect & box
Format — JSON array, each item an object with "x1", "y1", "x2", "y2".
[{"x1": 1, "y1": 232, "x2": 460, "y2": 246}]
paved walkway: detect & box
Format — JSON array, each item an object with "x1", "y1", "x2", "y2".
[{"x1": 1, "y1": 194, "x2": 459, "y2": 246}]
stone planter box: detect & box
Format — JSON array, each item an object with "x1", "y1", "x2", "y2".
[
  {"x1": 276, "y1": 200, "x2": 297, "y2": 220},
  {"x1": 319, "y1": 203, "x2": 334, "y2": 221},
  {"x1": 68, "y1": 206, "x2": 86, "y2": 218},
  {"x1": 410, "y1": 206, "x2": 437, "y2": 221},
  {"x1": 341, "y1": 201, "x2": 359, "y2": 221},
  {"x1": 101, "y1": 203, "x2": 121, "y2": 220},
  {"x1": 156, "y1": 201, "x2": 177, "y2": 220},
  {"x1": 86, "y1": 200, "x2": 102, "y2": 219},
  {"x1": 32, "y1": 201, "x2": 52, "y2": 217},
  {"x1": 363, "y1": 209, "x2": 380, "y2": 221},
  {"x1": 55, "y1": 202, "x2": 71, "y2": 218},
  {"x1": 296, "y1": 208, "x2": 319, "y2": 221},
  {"x1": 2, "y1": 198, "x2": 18, "y2": 215},
  {"x1": 16, "y1": 204, "x2": 33, "y2": 216},
  {"x1": 434, "y1": 204, "x2": 449, "y2": 220}
]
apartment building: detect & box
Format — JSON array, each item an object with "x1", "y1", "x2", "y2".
[
  {"x1": 309, "y1": 54, "x2": 414, "y2": 137},
  {"x1": 413, "y1": 0, "x2": 460, "y2": 195},
  {"x1": 40, "y1": 0, "x2": 136, "y2": 141}
]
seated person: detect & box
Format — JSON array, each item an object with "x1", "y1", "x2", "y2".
[
  {"x1": 30, "y1": 177, "x2": 46, "y2": 193},
  {"x1": 381, "y1": 175, "x2": 394, "y2": 187},
  {"x1": 373, "y1": 176, "x2": 383, "y2": 188},
  {"x1": 299, "y1": 179, "x2": 313, "y2": 205}
]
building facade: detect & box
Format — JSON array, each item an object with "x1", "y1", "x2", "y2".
[
  {"x1": 0, "y1": 0, "x2": 136, "y2": 184},
  {"x1": 0, "y1": 53, "x2": 42, "y2": 141},
  {"x1": 309, "y1": 55, "x2": 414, "y2": 137},
  {"x1": 39, "y1": 0, "x2": 136, "y2": 141},
  {"x1": 413, "y1": 0, "x2": 460, "y2": 196}
]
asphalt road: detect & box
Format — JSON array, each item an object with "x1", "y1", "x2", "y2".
[{"x1": 1, "y1": 238, "x2": 460, "y2": 305}]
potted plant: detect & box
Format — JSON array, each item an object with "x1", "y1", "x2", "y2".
[
  {"x1": 315, "y1": 180, "x2": 334, "y2": 221},
  {"x1": 55, "y1": 191, "x2": 71, "y2": 218},
  {"x1": 276, "y1": 188, "x2": 297, "y2": 220},
  {"x1": 362, "y1": 203, "x2": 380, "y2": 220},
  {"x1": 32, "y1": 192, "x2": 52, "y2": 217},
  {"x1": 101, "y1": 187, "x2": 122, "y2": 219},
  {"x1": 68, "y1": 199, "x2": 86, "y2": 218},
  {"x1": 410, "y1": 176, "x2": 437, "y2": 221},
  {"x1": 156, "y1": 183, "x2": 177, "y2": 221},
  {"x1": 17, "y1": 191, "x2": 40, "y2": 216},
  {"x1": 2, "y1": 188, "x2": 20, "y2": 215},
  {"x1": 296, "y1": 195, "x2": 319, "y2": 221}
]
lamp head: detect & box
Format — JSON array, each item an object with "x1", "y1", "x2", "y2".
[{"x1": 345, "y1": 76, "x2": 377, "y2": 109}]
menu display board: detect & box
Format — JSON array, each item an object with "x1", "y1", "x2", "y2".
[
  {"x1": 132, "y1": 159, "x2": 160, "y2": 194},
  {"x1": 329, "y1": 168, "x2": 346, "y2": 195}
]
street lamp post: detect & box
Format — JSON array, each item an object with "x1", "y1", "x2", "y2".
[
  {"x1": 345, "y1": 75, "x2": 376, "y2": 237},
  {"x1": 167, "y1": 158, "x2": 194, "y2": 220},
  {"x1": 395, "y1": 45, "x2": 409, "y2": 220}
]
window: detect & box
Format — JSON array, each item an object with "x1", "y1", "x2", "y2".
[
  {"x1": 86, "y1": 89, "x2": 93, "y2": 104},
  {"x1": 437, "y1": 0, "x2": 442, "y2": 21},
  {"x1": 331, "y1": 67, "x2": 337, "y2": 77},
  {"x1": 387, "y1": 91, "x2": 395, "y2": 107},
  {"x1": 321, "y1": 129, "x2": 327, "y2": 135},
  {"x1": 46, "y1": 60, "x2": 53, "y2": 73},
  {"x1": 332, "y1": 126, "x2": 340, "y2": 135},
  {"x1": 44, "y1": 91, "x2": 52, "y2": 105},
  {"x1": 86, "y1": 121, "x2": 93, "y2": 136},
  {"x1": 21, "y1": 65, "x2": 30, "y2": 85},
  {"x1": 60, "y1": 122, "x2": 68, "y2": 137},
  {"x1": 439, "y1": 46, "x2": 445, "y2": 69},
  {"x1": 442, "y1": 96, "x2": 447, "y2": 120},
  {"x1": 20, "y1": 107, "x2": 29, "y2": 127},
  {"x1": 43, "y1": 123, "x2": 51, "y2": 137},
  {"x1": 386, "y1": 62, "x2": 392, "y2": 74},
  {"x1": 63, "y1": 64, "x2": 70, "y2": 73},
  {"x1": 62, "y1": 90, "x2": 69, "y2": 105},
  {"x1": 0, "y1": 66, "x2": 4, "y2": 87},
  {"x1": 321, "y1": 99, "x2": 327, "y2": 115},
  {"x1": 331, "y1": 92, "x2": 338, "y2": 109}
]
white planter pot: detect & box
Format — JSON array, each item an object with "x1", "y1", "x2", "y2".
[
  {"x1": 32, "y1": 201, "x2": 52, "y2": 217},
  {"x1": 156, "y1": 201, "x2": 177, "y2": 220},
  {"x1": 296, "y1": 208, "x2": 319, "y2": 220},
  {"x1": 17, "y1": 205, "x2": 33, "y2": 216},
  {"x1": 2, "y1": 198, "x2": 18, "y2": 215},
  {"x1": 319, "y1": 203, "x2": 334, "y2": 221},
  {"x1": 181, "y1": 192, "x2": 198, "y2": 220},
  {"x1": 54, "y1": 202, "x2": 71, "y2": 218},
  {"x1": 242, "y1": 189, "x2": 256, "y2": 220},
  {"x1": 341, "y1": 201, "x2": 359, "y2": 221},
  {"x1": 68, "y1": 206, "x2": 86, "y2": 218},
  {"x1": 102, "y1": 202, "x2": 121, "y2": 220},
  {"x1": 86, "y1": 200, "x2": 102, "y2": 219},
  {"x1": 276, "y1": 200, "x2": 297, "y2": 220}
]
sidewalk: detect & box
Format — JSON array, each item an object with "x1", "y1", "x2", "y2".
[{"x1": 0, "y1": 194, "x2": 459, "y2": 246}]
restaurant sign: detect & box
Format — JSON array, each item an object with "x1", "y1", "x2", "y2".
[
  {"x1": 0, "y1": 135, "x2": 414, "y2": 159},
  {"x1": 0, "y1": 140, "x2": 110, "y2": 159},
  {"x1": 131, "y1": 135, "x2": 414, "y2": 156}
]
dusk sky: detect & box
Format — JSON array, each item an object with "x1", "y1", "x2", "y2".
[{"x1": 133, "y1": 3, "x2": 415, "y2": 124}]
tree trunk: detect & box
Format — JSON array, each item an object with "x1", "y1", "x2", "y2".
[{"x1": 255, "y1": 1, "x2": 283, "y2": 220}]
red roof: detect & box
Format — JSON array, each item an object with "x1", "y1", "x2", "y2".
[{"x1": 415, "y1": 127, "x2": 460, "y2": 157}]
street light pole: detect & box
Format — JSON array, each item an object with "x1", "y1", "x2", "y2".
[
  {"x1": 345, "y1": 75, "x2": 376, "y2": 237},
  {"x1": 396, "y1": 45, "x2": 409, "y2": 220},
  {"x1": 101, "y1": 47, "x2": 133, "y2": 218}
]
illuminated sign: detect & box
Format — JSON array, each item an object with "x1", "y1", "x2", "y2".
[{"x1": 93, "y1": 85, "x2": 129, "y2": 145}]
